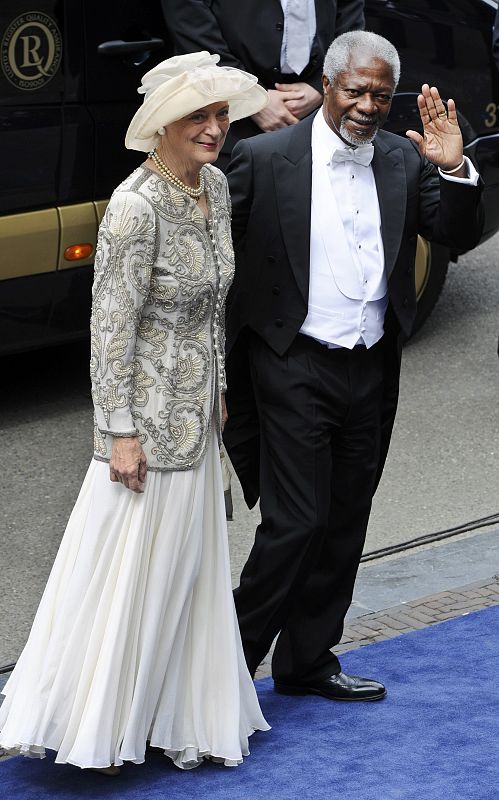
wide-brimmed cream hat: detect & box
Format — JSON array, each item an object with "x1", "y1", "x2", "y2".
[{"x1": 125, "y1": 51, "x2": 268, "y2": 152}]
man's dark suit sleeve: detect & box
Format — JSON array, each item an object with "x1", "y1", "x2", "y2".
[
  {"x1": 223, "y1": 140, "x2": 260, "y2": 509},
  {"x1": 226, "y1": 140, "x2": 254, "y2": 252},
  {"x1": 224, "y1": 139, "x2": 255, "y2": 350},
  {"x1": 161, "y1": 0, "x2": 247, "y2": 70},
  {"x1": 417, "y1": 158, "x2": 483, "y2": 254}
]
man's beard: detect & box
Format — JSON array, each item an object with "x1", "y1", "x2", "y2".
[{"x1": 339, "y1": 113, "x2": 379, "y2": 146}]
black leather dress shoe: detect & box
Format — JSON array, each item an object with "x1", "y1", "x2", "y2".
[{"x1": 274, "y1": 671, "x2": 387, "y2": 701}]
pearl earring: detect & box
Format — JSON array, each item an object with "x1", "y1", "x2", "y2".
[{"x1": 158, "y1": 126, "x2": 165, "y2": 135}]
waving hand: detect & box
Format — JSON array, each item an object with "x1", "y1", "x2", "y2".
[{"x1": 406, "y1": 84, "x2": 465, "y2": 175}]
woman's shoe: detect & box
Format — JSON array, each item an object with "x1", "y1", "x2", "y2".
[{"x1": 88, "y1": 765, "x2": 121, "y2": 776}]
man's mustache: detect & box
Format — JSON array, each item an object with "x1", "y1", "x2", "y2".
[{"x1": 343, "y1": 113, "x2": 379, "y2": 125}]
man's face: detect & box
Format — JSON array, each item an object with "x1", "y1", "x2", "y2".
[{"x1": 322, "y1": 50, "x2": 395, "y2": 146}]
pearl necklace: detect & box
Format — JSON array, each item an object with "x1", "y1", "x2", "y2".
[{"x1": 149, "y1": 149, "x2": 205, "y2": 198}]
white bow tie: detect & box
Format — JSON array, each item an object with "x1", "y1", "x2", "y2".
[{"x1": 330, "y1": 144, "x2": 374, "y2": 167}]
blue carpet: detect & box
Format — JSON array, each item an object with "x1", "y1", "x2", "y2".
[{"x1": 2, "y1": 605, "x2": 498, "y2": 800}]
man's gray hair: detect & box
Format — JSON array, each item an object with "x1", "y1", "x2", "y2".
[{"x1": 323, "y1": 31, "x2": 401, "y2": 88}]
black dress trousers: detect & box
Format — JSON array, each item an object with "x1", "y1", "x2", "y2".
[{"x1": 234, "y1": 331, "x2": 385, "y2": 681}]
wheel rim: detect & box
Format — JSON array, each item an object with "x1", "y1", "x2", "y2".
[{"x1": 415, "y1": 236, "x2": 431, "y2": 301}]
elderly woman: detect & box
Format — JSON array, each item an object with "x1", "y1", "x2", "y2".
[{"x1": 0, "y1": 52, "x2": 269, "y2": 774}]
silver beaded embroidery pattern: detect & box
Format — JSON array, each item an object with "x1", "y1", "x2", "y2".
[{"x1": 90, "y1": 164, "x2": 234, "y2": 470}]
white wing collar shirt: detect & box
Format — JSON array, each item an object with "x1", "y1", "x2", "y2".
[{"x1": 300, "y1": 109, "x2": 388, "y2": 349}]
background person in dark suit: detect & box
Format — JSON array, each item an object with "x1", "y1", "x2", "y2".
[
  {"x1": 161, "y1": 0, "x2": 365, "y2": 167},
  {"x1": 224, "y1": 31, "x2": 483, "y2": 700}
]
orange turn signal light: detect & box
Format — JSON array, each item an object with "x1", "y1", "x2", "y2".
[{"x1": 64, "y1": 243, "x2": 93, "y2": 261}]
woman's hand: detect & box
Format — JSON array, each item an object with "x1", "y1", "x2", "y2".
[
  {"x1": 221, "y1": 393, "x2": 228, "y2": 433},
  {"x1": 109, "y1": 436, "x2": 147, "y2": 493}
]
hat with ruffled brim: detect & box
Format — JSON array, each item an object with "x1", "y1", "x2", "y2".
[{"x1": 125, "y1": 51, "x2": 268, "y2": 152}]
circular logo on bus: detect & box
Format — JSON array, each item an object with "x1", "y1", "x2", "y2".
[{"x1": 1, "y1": 11, "x2": 62, "y2": 91}]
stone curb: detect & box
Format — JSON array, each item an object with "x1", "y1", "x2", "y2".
[{"x1": 254, "y1": 574, "x2": 499, "y2": 678}]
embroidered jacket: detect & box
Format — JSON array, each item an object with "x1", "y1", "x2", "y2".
[{"x1": 90, "y1": 164, "x2": 234, "y2": 471}]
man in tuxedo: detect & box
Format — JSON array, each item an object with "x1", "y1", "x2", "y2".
[
  {"x1": 161, "y1": 0, "x2": 365, "y2": 166},
  {"x1": 224, "y1": 31, "x2": 483, "y2": 700}
]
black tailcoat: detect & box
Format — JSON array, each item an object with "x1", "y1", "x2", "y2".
[{"x1": 224, "y1": 112, "x2": 483, "y2": 508}]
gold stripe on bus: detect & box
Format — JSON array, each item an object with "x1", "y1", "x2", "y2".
[
  {"x1": 94, "y1": 200, "x2": 109, "y2": 224},
  {"x1": 0, "y1": 208, "x2": 59, "y2": 280},
  {"x1": 1, "y1": 203, "x2": 432, "y2": 301}
]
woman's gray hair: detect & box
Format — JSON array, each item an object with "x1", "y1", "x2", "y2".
[{"x1": 324, "y1": 31, "x2": 401, "y2": 88}]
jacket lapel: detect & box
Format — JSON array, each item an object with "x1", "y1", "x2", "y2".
[
  {"x1": 272, "y1": 114, "x2": 314, "y2": 303},
  {"x1": 372, "y1": 135, "x2": 407, "y2": 280}
]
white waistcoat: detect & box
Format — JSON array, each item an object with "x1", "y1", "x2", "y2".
[{"x1": 300, "y1": 112, "x2": 388, "y2": 349}]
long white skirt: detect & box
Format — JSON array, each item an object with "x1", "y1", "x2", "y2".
[{"x1": 0, "y1": 431, "x2": 269, "y2": 769}]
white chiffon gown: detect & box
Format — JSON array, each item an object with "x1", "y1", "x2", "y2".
[{"x1": 0, "y1": 429, "x2": 269, "y2": 769}]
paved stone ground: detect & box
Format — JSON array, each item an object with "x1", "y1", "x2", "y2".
[{"x1": 254, "y1": 574, "x2": 499, "y2": 678}]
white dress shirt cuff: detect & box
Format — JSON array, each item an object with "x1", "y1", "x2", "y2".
[{"x1": 438, "y1": 156, "x2": 479, "y2": 186}]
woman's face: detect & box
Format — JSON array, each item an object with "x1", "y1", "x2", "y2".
[{"x1": 161, "y1": 101, "x2": 230, "y2": 168}]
